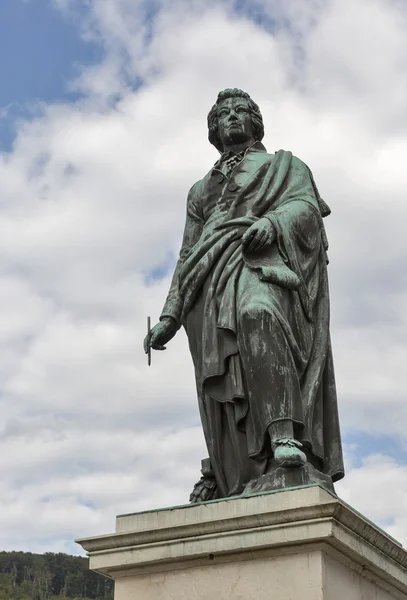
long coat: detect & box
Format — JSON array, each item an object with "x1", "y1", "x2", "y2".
[{"x1": 161, "y1": 142, "x2": 344, "y2": 497}]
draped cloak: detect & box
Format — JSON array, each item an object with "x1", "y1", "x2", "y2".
[{"x1": 161, "y1": 143, "x2": 344, "y2": 497}]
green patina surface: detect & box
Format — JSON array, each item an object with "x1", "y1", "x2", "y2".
[
  {"x1": 144, "y1": 88, "x2": 344, "y2": 502},
  {"x1": 117, "y1": 483, "x2": 332, "y2": 517}
]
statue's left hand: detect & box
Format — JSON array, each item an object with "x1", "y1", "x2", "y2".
[{"x1": 242, "y1": 218, "x2": 276, "y2": 254}]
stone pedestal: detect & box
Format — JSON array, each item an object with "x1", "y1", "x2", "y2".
[{"x1": 76, "y1": 485, "x2": 407, "y2": 600}]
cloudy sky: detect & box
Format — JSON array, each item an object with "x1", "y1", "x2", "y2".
[{"x1": 1, "y1": 0, "x2": 407, "y2": 555}]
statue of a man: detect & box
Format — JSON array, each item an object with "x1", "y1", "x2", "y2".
[{"x1": 145, "y1": 88, "x2": 344, "y2": 500}]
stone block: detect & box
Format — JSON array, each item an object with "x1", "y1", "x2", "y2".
[{"x1": 76, "y1": 485, "x2": 407, "y2": 600}]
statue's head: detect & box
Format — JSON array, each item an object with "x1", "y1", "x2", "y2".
[{"x1": 207, "y1": 88, "x2": 264, "y2": 153}]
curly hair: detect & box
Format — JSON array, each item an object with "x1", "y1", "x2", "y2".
[{"x1": 207, "y1": 88, "x2": 264, "y2": 153}]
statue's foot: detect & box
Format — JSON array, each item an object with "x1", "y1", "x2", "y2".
[{"x1": 272, "y1": 438, "x2": 307, "y2": 468}]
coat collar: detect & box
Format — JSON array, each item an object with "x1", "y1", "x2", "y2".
[{"x1": 214, "y1": 140, "x2": 267, "y2": 169}]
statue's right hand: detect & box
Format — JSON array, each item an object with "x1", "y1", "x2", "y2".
[{"x1": 143, "y1": 317, "x2": 178, "y2": 353}]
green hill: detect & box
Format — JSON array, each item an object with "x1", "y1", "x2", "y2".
[{"x1": 0, "y1": 551, "x2": 113, "y2": 600}]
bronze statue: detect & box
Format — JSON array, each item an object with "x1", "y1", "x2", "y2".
[{"x1": 144, "y1": 88, "x2": 344, "y2": 501}]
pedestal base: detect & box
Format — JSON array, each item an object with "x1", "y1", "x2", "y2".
[
  {"x1": 243, "y1": 461, "x2": 335, "y2": 495},
  {"x1": 76, "y1": 485, "x2": 407, "y2": 600}
]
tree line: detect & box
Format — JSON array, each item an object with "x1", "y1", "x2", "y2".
[{"x1": 0, "y1": 551, "x2": 113, "y2": 600}]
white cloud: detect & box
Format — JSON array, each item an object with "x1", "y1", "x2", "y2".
[
  {"x1": 1, "y1": 0, "x2": 407, "y2": 552},
  {"x1": 0, "y1": 425, "x2": 205, "y2": 551},
  {"x1": 336, "y1": 452, "x2": 407, "y2": 545}
]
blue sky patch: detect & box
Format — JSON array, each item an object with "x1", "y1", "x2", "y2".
[
  {"x1": 233, "y1": 0, "x2": 277, "y2": 31},
  {"x1": 343, "y1": 430, "x2": 407, "y2": 468},
  {"x1": 144, "y1": 253, "x2": 176, "y2": 285},
  {"x1": 0, "y1": 0, "x2": 102, "y2": 151}
]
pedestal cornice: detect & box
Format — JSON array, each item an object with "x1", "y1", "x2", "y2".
[{"x1": 76, "y1": 485, "x2": 407, "y2": 599}]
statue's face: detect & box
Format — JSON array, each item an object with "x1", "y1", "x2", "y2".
[{"x1": 217, "y1": 97, "x2": 254, "y2": 150}]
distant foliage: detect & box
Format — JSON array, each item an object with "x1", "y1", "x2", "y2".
[{"x1": 0, "y1": 551, "x2": 113, "y2": 600}]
